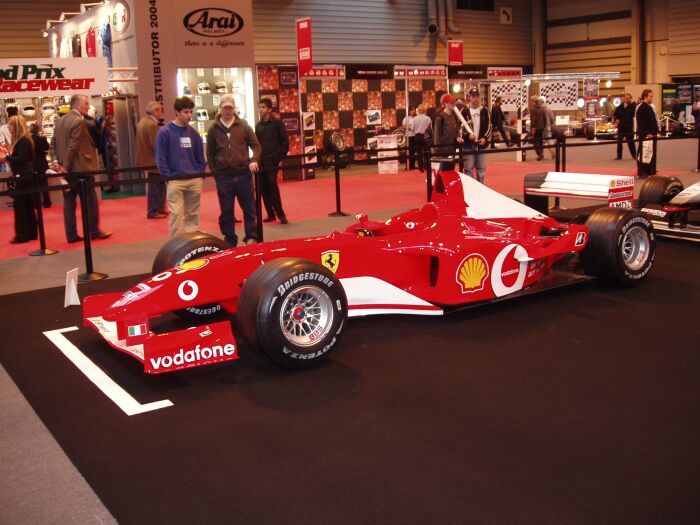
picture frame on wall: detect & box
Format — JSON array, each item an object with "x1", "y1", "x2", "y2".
[
  {"x1": 302, "y1": 111, "x2": 316, "y2": 130},
  {"x1": 366, "y1": 109, "x2": 381, "y2": 125},
  {"x1": 280, "y1": 71, "x2": 298, "y2": 85}
]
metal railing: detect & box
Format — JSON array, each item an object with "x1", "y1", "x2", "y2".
[{"x1": 1, "y1": 130, "x2": 697, "y2": 281}]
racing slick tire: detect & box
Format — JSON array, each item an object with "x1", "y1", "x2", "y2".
[
  {"x1": 236, "y1": 258, "x2": 347, "y2": 369},
  {"x1": 637, "y1": 175, "x2": 684, "y2": 209},
  {"x1": 152, "y1": 231, "x2": 231, "y2": 322},
  {"x1": 581, "y1": 208, "x2": 655, "y2": 286}
]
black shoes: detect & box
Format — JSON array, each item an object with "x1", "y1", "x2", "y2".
[
  {"x1": 67, "y1": 236, "x2": 83, "y2": 244},
  {"x1": 9, "y1": 237, "x2": 30, "y2": 244},
  {"x1": 280, "y1": 218, "x2": 288, "y2": 225},
  {"x1": 263, "y1": 216, "x2": 276, "y2": 223},
  {"x1": 92, "y1": 232, "x2": 112, "y2": 240},
  {"x1": 147, "y1": 212, "x2": 168, "y2": 219}
]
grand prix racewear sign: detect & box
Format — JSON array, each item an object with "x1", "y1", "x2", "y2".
[{"x1": 0, "y1": 58, "x2": 109, "y2": 98}]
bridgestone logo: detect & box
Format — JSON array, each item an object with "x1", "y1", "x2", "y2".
[
  {"x1": 282, "y1": 336, "x2": 336, "y2": 360},
  {"x1": 149, "y1": 343, "x2": 235, "y2": 370},
  {"x1": 277, "y1": 272, "x2": 334, "y2": 296},
  {"x1": 641, "y1": 207, "x2": 667, "y2": 218}
]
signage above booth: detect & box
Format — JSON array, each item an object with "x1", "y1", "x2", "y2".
[
  {"x1": 487, "y1": 67, "x2": 522, "y2": 80},
  {"x1": 448, "y1": 65, "x2": 487, "y2": 80},
  {"x1": 394, "y1": 66, "x2": 447, "y2": 79},
  {"x1": 301, "y1": 65, "x2": 345, "y2": 79},
  {"x1": 447, "y1": 41, "x2": 463, "y2": 66},
  {"x1": 346, "y1": 64, "x2": 394, "y2": 79},
  {"x1": 296, "y1": 17, "x2": 313, "y2": 77},
  {"x1": 0, "y1": 57, "x2": 109, "y2": 98}
]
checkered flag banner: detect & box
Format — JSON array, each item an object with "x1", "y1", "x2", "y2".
[
  {"x1": 539, "y1": 81, "x2": 578, "y2": 110},
  {"x1": 490, "y1": 82, "x2": 527, "y2": 112}
]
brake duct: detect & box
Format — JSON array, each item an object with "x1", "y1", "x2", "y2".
[{"x1": 427, "y1": 0, "x2": 461, "y2": 45}]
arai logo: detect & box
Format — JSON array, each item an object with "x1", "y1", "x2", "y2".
[{"x1": 183, "y1": 8, "x2": 244, "y2": 37}]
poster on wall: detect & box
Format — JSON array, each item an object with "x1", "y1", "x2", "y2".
[
  {"x1": 296, "y1": 18, "x2": 313, "y2": 77},
  {"x1": 585, "y1": 98, "x2": 599, "y2": 119},
  {"x1": 377, "y1": 134, "x2": 398, "y2": 174},
  {"x1": 678, "y1": 84, "x2": 692, "y2": 104},
  {"x1": 661, "y1": 84, "x2": 678, "y2": 115},
  {"x1": 490, "y1": 81, "x2": 526, "y2": 112},
  {"x1": 539, "y1": 81, "x2": 578, "y2": 110},
  {"x1": 366, "y1": 109, "x2": 382, "y2": 125},
  {"x1": 583, "y1": 78, "x2": 599, "y2": 97},
  {"x1": 302, "y1": 111, "x2": 315, "y2": 130}
]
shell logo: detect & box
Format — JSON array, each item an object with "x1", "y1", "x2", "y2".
[
  {"x1": 177, "y1": 259, "x2": 209, "y2": 271},
  {"x1": 456, "y1": 254, "x2": 489, "y2": 293}
]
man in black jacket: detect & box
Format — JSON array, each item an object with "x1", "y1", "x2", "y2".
[
  {"x1": 207, "y1": 95, "x2": 261, "y2": 246},
  {"x1": 462, "y1": 89, "x2": 492, "y2": 183},
  {"x1": 255, "y1": 98, "x2": 289, "y2": 224},
  {"x1": 613, "y1": 93, "x2": 636, "y2": 160},
  {"x1": 490, "y1": 96, "x2": 510, "y2": 148},
  {"x1": 635, "y1": 89, "x2": 659, "y2": 177}
]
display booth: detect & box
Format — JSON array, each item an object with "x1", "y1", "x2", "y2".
[{"x1": 42, "y1": 0, "x2": 256, "y2": 191}]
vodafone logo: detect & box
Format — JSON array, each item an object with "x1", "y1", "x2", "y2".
[
  {"x1": 178, "y1": 280, "x2": 199, "y2": 301},
  {"x1": 491, "y1": 244, "x2": 529, "y2": 297}
]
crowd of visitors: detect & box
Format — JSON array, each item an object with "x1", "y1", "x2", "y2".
[{"x1": 0, "y1": 85, "x2": 688, "y2": 246}]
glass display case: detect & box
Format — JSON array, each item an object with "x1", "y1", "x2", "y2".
[{"x1": 176, "y1": 67, "x2": 255, "y2": 144}]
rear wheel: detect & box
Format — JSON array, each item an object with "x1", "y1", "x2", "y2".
[
  {"x1": 637, "y1": 175, "x2": 684, "y2": 208},
  {"x1": 237, "y1": 258, "x2": 347, "y2": 368},
  {"x1": 152, "y1": 232, "x2": 231, "y2": 321},
  {"x1": 581, "y1": 208, "x2": 655, "y2": 285}
]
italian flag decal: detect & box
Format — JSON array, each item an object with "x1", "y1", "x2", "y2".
[{"x1": 128, "y1": 324, "x2": 147, "y2": 337}]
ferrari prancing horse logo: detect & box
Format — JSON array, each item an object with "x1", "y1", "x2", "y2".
[{"x1": 321, "y1": 250, "x2": 340, "y2": 273}]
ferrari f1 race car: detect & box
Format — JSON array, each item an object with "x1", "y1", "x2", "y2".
[
  {"x1": 637, "y1": 175, "x2": 700, "y2": 242},
  {"x1": 84, "y1": 164, "x2": 656, "y2": 373}
]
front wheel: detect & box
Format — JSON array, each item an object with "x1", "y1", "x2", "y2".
[
  {"x1": 236, "y1": 258, "x2": 347, "y2": 368},
  {"x1": 152, "y1": 231, "x2": 231, "y2": 321},
  {"x1": 581, "y1": 208, "x2": 655, "y2": 285}
]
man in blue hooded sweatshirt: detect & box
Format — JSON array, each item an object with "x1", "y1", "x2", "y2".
[{"x1": 155, "y1": 97, "x2": 206, "y2": 238}]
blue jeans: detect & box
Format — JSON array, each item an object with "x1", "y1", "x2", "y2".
[
  {"x1": 215, "y1": 170, "x2": 257, "y2": 246},
  {"x1": 463, "y1": 146, "x2": 486, "y2": 183}
]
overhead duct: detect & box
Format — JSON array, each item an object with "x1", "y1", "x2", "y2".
[{"x1": 426, "y1": 0, "x2": 461, "y2": 45}]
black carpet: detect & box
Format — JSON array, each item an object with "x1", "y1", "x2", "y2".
[{"x1": 1, "y1": 240, "x2": 699, "y2": 524}]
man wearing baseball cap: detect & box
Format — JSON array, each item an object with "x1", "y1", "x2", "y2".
[
  {"x1": 206, "y1": 95, "x2": 261, "y2": 247},
  {"x1": 462, "y1": 88, "x2": 492, "y2": 183},
  {"x1": 433, "y1": 94, "x2": 464, "y2": 157}
]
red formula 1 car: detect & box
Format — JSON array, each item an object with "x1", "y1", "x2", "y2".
[
  {"x1": 637, "y1": 175, "x2": 700, "y2": 242},
  {"x1": 84, "y1": 164, "x2": 656, "y2": 373}
]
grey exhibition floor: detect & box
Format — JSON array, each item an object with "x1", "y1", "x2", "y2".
[{"x1": 1, "y1": 137, "x2": 698, "y2": 524}]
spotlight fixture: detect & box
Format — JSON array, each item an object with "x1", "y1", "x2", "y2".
[
  {"x1": 452, "y1": 83, "x2": 462, "y2": 93},
  {"x1": 524, "y1": 78, "x2": 531, "y2": 87},
  {"x1": 599, "y1": 97, "x2": 607, "y2": 108},
  {"x1": 576, "y1": 97, "x2": 585, "y2": 108},
  {"x1": 605, "y1": 80, "x2": 612, "y2": 88},
  {"x1": 613, "y1": 97, "x2": 622, "y2": 107},
  {"x1": 59, "y1": 12, "x2": 80, "y2": 22}
]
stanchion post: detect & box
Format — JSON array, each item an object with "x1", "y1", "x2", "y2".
[
  {"x1": 561, "y1": 135, "x2": 567, "y2": 173},
  {"x1": 695, "y1": 133, "x2": 700, "y2": 172},
  {"x1": 29, "y1": 171, "x2": 57, "y2": 256},
  {"x1": 255, "y1": 166, "x2": 264, "y2": 242},
  {"x1": 555, "y1": 139, "x2": 561, "y2": 172},
  {"x1": 328, "y1": 148, "x2": 348, "y2": 217},
  {"x1": 652, "y1": 136, "x2": 658, "y2": 174},
  {"x1": 77, "y1": 177, "x2": 107, "y2": 282},
  {"x1": 426, "y1": 148, "x2": 432, "y2": 202}
]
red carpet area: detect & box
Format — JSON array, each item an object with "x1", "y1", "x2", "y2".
[{"x1": 0, "y1": 161, "x2": 682, "y2": 260}]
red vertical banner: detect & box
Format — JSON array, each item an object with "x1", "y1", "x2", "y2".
[
  {"x1": 296, "y1": 17, "x2": 313, "y2": 77},
  {"x1": 447, "y1": 41, "x2": 463, "y2": 66}
]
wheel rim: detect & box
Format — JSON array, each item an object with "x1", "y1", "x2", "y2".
[
  {"x1": 279, "y1": 285, "x2": 334, "y2": 347},
  {"x1": 621, "y1": 225, "x2": 650, "y2": 271}
]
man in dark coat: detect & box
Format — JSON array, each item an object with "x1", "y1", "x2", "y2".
[
  {"x1": 255, "y1": 98, "x2": 289, "y2": 224},
  {"x1": 490, "y1": 96, "x2": 511, "y2": 148},
  {"x1": 635, "y1": 89, "x2": 659, "y2": 177},
  {"x1": 613, "y1": 93, "x2": 637, "y2": 160}
]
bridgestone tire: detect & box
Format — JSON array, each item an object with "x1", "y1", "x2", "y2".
[
  {"x1": 152, "y1": 232, "x2": 231, "y2": 321},
  {"x1": 236, "y1": 258, "x2": 347, "y2": 369},
  {"x1": 637, "y1": 175, "x2": 684, "y2": 208},
  {"x1": 581, "y1": 208, "x2": 655, "y2": 285}
]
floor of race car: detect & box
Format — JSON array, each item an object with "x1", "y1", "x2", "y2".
[{"x1": 1, "y1": 239, "x2": 699, "y2": 524}]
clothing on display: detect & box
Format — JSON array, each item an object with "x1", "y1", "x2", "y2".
[
  {"x1": 100, "y1": 23, "x2": 112, "y2": 67},
  {"x1": 85, "y1": 27, "x2": 97, "y2": 57},
  {"x1": 72, "y1": 34, "x2": 82, "y2": 57}
]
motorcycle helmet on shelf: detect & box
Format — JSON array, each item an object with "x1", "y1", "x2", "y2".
[
  {"x1": 182, "y1": 85, "x2": 192, "y2": 95},
  {"x1": 41, "y1": 103, "x2": 56, "y2": 116},
  {"x1": 22, "y1": 105, "x2": 36, "y2": 118},
  {"x1": 195, "y1": 108, "x2": 209, "y2": 121},
  {"x1": 197, "y1": 82, "x2": 211, "y2": 94},
  {"x1": 215, "y1": 81, "x2": 228, "y2": 93}
]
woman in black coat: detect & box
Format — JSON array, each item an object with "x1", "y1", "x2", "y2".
[
  {"x1": 1, "y1": 116, "x2": 37, "y2": 243},
  {"x1": 29, "y1": 123, "x2": 51, "y2": 207}
]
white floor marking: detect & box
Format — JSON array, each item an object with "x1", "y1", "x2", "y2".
[{"x1": 43, "y1": 327, "x2": 173, "y2": 416}]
